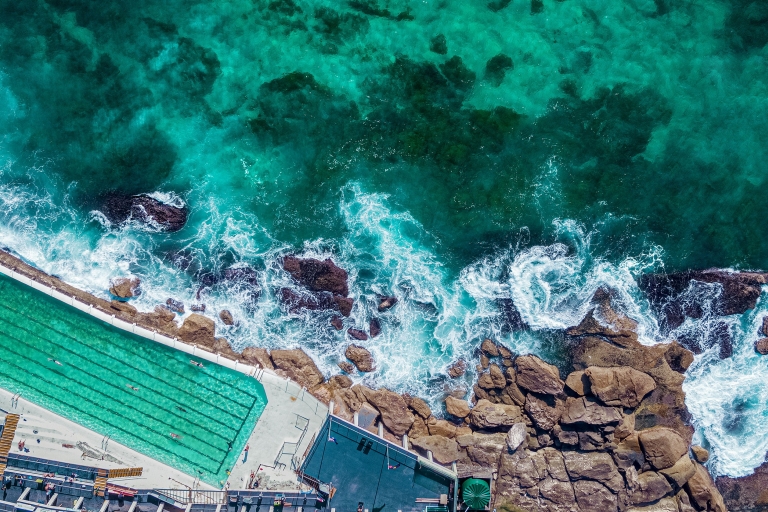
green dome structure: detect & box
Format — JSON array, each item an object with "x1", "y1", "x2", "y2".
[{"x1": 461, "y1": 478, "x2": 491, "y2": 510}]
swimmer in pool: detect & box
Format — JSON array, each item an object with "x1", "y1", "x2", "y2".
[
  {"x1": 48, "y1": 358, "x2": 62, "y2": 366},
  {"x1": 176, "y1": 406, "x2": 188, "y2": 413},
  {"x1": 170, "y1": 433, "x2": 181, "y2": 440},
  {"x1": 126, "y1": 385, "x2": 139, "y2": 391},
  {"x1": 190, "y1": 360, "x2": 204, "y2": 368}
]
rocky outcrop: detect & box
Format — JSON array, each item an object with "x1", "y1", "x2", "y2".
[
  {"x1": 109, "y1": 277, "x2": 141, "y2": 298},
  {"x1": 469, "y1": 399, "x2": 523, "y2": 429},
  {"x1": 716, "y1": 460, "x2": 768, "y2": 511},
  {"x1": 100, "y1": 193, "x2": 189, "y2": 232},
  {"x1": 241, "y1": 347, "x2": 274, "y2": 370},
  {"x1": 445, "y1": 396, "x2": 471, "y2": 418},
  {"x1": 345, "y1": 344, "x2": 375, "y2": 372},
  {"x1": 756, "y1": 338, "x2": 768, "y2": 355},
  {"x1": 447, "y1": 359, "x2": 467, "y2": 378},
  {"x1": 347, "y1": 328, "x2": 368, "y2": 341},
  {"x1": 271, "y1": 349, "x2": 325, "y2": 389},
  {"x1": 378, "y1": 296, "x2": 398, "y2": 311},
  {"x1": 360, "y1": 388, "x2": 414, "y2": 437},
  {"x1": 219, "y1": 309, "x2": 235, "y2": 325},
  {"x1": 515, "y1": 355, "x2": 565, "y2": 395},
  {"x1": 282, "y1": 256, "x2": 349, "y2": 296},
  {"x1": 411, "y1": 435, "x2": 461, "y2": 464},
  {"x1": 166, "y1": 298, "x2": 185, "y2": 314},
  {"x1": 639, "y1": 268, "x2": 768, "y2": 331},
  {"x1": 279, "y1": 288, "x2": 353, "y2": 317},
  {"x1": 178, "y1": 313, "x2": 216, "y2": 347},
  {"x1": 369, "y1": 318, "x2": 381, "y2": 338},
  {"x1": 586, "y1": 366, "x2": 656, "y2": 408}
]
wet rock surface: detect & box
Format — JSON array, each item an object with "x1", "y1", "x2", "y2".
[
  {"x1": 100, "y1": 193, "x2": 189, "y2": 232},
  {"x1": 109, "y1": 277, "x2": 141, "y2": 298},
  {"x1": 345, "y1": 344, "x2": 375, "y2": 372}
]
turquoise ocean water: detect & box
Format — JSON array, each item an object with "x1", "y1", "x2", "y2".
[{"x1": 1, "y1": 0, "x2": 768, "y2": 477}]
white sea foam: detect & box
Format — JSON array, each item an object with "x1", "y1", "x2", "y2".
[{"x1": 0, "y1": 173, "x2": 765, "y2": 477}]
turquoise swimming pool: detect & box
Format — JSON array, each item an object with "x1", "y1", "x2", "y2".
[{"x1": 0, "y1": 274, "x2": 267, "y2": 486}]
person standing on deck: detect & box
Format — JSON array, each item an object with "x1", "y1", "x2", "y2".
[{"x1": 243, "y1": 444, "x2": 249, "y2": 463}]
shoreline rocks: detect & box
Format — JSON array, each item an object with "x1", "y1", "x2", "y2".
[{"x1": 109, "y1": 277, "x2": 141, "y2": 299}]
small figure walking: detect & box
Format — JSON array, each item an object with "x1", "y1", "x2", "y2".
[{"x1": 243, "y1": 444, "x2": 249, "y2": 463}]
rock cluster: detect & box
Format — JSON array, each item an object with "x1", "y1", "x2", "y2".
[
  {"x1": 280, "y1": 256, "x2": 354, "y2": 317},
  {"x1": 109, "y1": 277, "x2": 141, "y2": 298},
  {"x1": 100, "y1": 193, "x2": 189, "y2": 232}
]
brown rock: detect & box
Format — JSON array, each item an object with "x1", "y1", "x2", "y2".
[
  {"x1": 560, "y1": 396, "x2": 622, "y2": 426},
  {"x1": 480, "y1": 354, "x2": 490, "y2": 369},
  {"x1": 143, "y1": 305, "x2": 177, "y2": 330},
  {"x1": 190, "y1": 304, "x2": 206, "y2": 312},
  {"x1": 614, "y1": 413, "x2": 636, "y2": 441},
  {"x1": 563, "y1": 451, "x2": 623, "y2": 492},
  {"x1": 664, "y1": 341, "x2": 694, "y2": 373},
  {"x1": 338, "y1": 361, "x2": 356, "y2": 373},
  {"x1": 638, "y1": 427, "x2": 689, "y2": 470},
  {"x1": 369, "y1": 318, "x2": 381, "y2": 338},
  {"x1": 456, "y1": 432, "x2": 508, "y2": 475},
  {"x1": 219, "y1": 309, "x2": 234, "y2": 325},
  {"x1": 334, "y1": 296, "x2": 354, "y2": 317},
  {"x1": 660, "y1": 455, "x2": 696, "y2": 487},
  {"x1": 408, "y1": 415, "x2": 429, "y2": 439},
  {"x1": 271, "y1": 349, "x2": 325, "y2": 389},
  {"x1": 630, "y1": 471, "x2": 674, "y2": 506},
  {"x1": 564, "y1": 370, "x2": 590, "y2": 396},
  {"x1": 481, "y1": 338, "x2": 499, "y2": 356},
  {"x1": 109, "y1": 277, "x2": 140, "y2": 298},
  {"x1": 282, "y1": 256, "x2": 349, "y2": 296},
  {"x1": 110, "y1": 300, "x2": 137, "y2": 315},
  {"x1": 445, "y1": 396, "x2": 471, "y2": 418},
  {"x1": 613, "y1": 432, "x2": 646, "y2": 470},
  {"x1": 756, "y1": 338, "x2": 768, "y2": 355},
  {"x1": 347, "y1": 328, "x2": 368, "y2": 341},
  {"x1": 447, "y1": 359, "x2": 467, "y2": 378},
  {"x1": 165, "y1": 298, "x2": 184, "y2": 314},
  {"x1": 178, "y1": 313, "x2": 216, "y2": 347},
  {"x1": 691, "y1": 445, "x2": 709, "y2": 463},
  {"x1": 586, "y1": 366, "x2": 656, "y2": 408},
  {"x1": 407, "y1": 396, "x2": 432, "y2": 419},
  {"x1": 329, "y1": 375, "x2": 352, "y2": 388},
  {"x1": 469, "y1": 399, "x2": 523, "y2": 429},
  {"x1": 345, "y1": 344, "x2": 375, "y2": 372},
  {"x1": 410, "y1": 435, "x2": 460, "y2": 464},
  {"x1": 686, "y1": 463, "x2": 726, "y2": 512},
  {"x1": 498, "y1": 344, "x2": 513, "y2": 359},
  {"x1": 573, "y1": 480, "x2": 617, "y2": 512},
  {"x1": 478, "y1": 364, "x2": 506, "y2": 390},
  {"x1": 241, "y1": 347, "x2": 274, "y2": 370},
  {"x1": 361, "y1": 388, "x2": 414, "y2": 436},
  {"x1": 378, "y1": 296, "x2": 398, "y2": 311},
  {"x1": 566, "y1": 288, "x2": 639, "y2": 346},
  {"x1": 515, "y1": 355, "x2": 564, "y2": 395},
  {"x1": 335, "y1": 387, "x2": 363, "y2": 413},
  {"x1": 330, "y1": 316, "x2": 343, "y2": 330},
  {"x1": 427, "y1": 418, "x2": 457, "y2": 438},
  {"x1": 524, "y1": 394, "x2": 563, "y2": 431},
  {"x1": 506, "y1": 423, "x2": 527, "y2": 451}
]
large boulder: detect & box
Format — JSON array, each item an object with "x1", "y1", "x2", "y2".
[
  {"x1": 514, "y1": 355, "x2": 564, "y2": 395},
  {"x1": 100, "y1": 193, "x2": 189, "y2": 232},
  {"x1": 573, "y1": 480, "x2": 617, "y2": 512},
  {"x1": 660, "y1": 455, "x2": 697, "y2": 487},
  {"x1": 469, "y1": 399, "x2": 523, "y2": 429},
  {"x1": 691, "y1": 445, "x2": 709, "y2": 463},
  {"x1": 445, "y1": 396, "x2": 470, "y2": 418},
  {"x1": 566, "y1": 288, "x2": 639, "y2": 346},
  {"x1": 178, "y1": 313, "x2": 216, "y2": 347},
  {"x1": 506, "y1": 423, "x2": 527, "y2": 451},
  {"x1": 560, "y1": 396, "x2": 622, "y2": 426},
  {"x1": 756, "y1": 338, "x2": 768, "y2": 355},
  {"x1": 407, "y1": 396, "x2": 432, "y2": 419},
  {"x1": 481, "y1": 338, "x2": 499, "y2": 356},
  {"x1": 219, "y1": 309, "x2": 235, "y2": 326},
  {"x1": 271, "y1": 349, "x2": 325, "y2": 389},
  {"x1": 427, "y1": 418, "x2": 457, "y2": 438},
  {"x1": 361, "y1": 388, "x2": 414, "y2": 437},
  {"x1": 563, "y1": 451, "x2": 623, "y2": 492},
  {"x1": 241, "y1": 347, "x2": 274, "y2": 370},
  {"x1": 279, "y1": 288, "x2": 353, "y2": 317},
  {"x1": 715, "y1": 459, "x2": 768, "y2": 511},
  {"x1": 410, "y1": 435, "x2": 460, "y2": 464},
  {"x1": 524, "y1": 394, "x2": 563, "y2": 431},
  {"x1": 585, "y1": 366, "x2": 656, "y2": 408},
  {"x1": 630, "y1": 471, "x2": 674, "y2": 506},
  {"x1": 109, "y1": 277, "x2": 141, "y2": 298},
  {"x1": 638, "y1": 427, "x2": 689, "y2": 470},
  {"x1": 686, "y1": 463, "x2": 726, "y2": 512},
  {"x1": 345, "y1": 345, "x2": 375, "y2": 372},
  {"x1": 282, "y1": 256, "x2": 349, "y2": 296},
  {"x1": 447, "y1": 359, "x2": 467, "y2": 378}
]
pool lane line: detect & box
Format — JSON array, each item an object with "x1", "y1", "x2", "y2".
[
  {"x1": 0, "y1": 310, "x2": 249, "y2": 434},
  {"x1": 0, "y1": 292, "x2": 261, "y2": 407},
  {"x1": 0, "y1": 352, "x2": 230, "y2": 476},
  {"x1": 0, "y1": 329, "x2": 239, "y2": 457},
  {"x1": 213, "y1": 388, "x2": 262, "y2": 475},
  {"x1": 0, "y1": 300, "x2": 255, "y2": 420}
]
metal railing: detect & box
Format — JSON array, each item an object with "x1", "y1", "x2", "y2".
[
  {"x1": 274, "y1": 414, "x2": 310, "y2": 470},
  {"x1": 153, "y1": 489, "x2": 226, "y2": 505}
]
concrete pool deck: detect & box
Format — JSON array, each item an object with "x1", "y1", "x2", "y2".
[{"x1": 0, "y1": 255, "x2": 328, "y2": 491}]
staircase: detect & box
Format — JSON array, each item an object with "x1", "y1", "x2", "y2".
[
  {"x1": 0, "y1": 414, "x2": 20, "y2": 474},
  {"x1": 94, "y1": 469, "x2": 108, "y2": 497}
]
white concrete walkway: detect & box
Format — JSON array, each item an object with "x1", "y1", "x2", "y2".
[{"x1": 0, "y1": 387, "x2": 207, "y2": 490}]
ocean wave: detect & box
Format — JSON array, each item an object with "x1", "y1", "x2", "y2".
[{"x1": 0, "y1": 174, "x2": 765, "y2": 477}]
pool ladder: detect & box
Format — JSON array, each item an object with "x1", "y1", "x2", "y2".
[{"x1": 0, "y1": 414, "x2": 20, "y2": 474}]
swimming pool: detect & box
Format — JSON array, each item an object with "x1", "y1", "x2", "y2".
[{"x1": 0, "y1": 274, "x2": 267, "y2": 486}]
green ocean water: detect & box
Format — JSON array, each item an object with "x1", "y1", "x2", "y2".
[{"x1": 1, "y1": 0, "x2": 768, "y2": 477}]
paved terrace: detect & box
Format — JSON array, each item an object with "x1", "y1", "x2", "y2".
[{"x1": 0, "y1": 262, "x2": 328, "y2": 491}]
